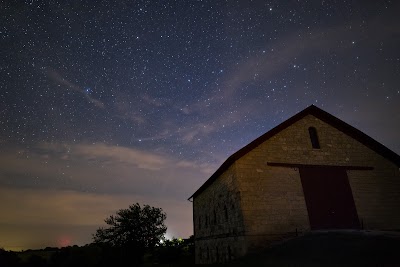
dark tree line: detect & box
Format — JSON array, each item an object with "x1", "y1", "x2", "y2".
[{"x1": 0, "y1": 203, "x2": 194, "y2": 267}]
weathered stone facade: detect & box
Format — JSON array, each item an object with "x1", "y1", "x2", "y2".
[
  {"x1": 193, "y1": 164, "x2": 247, "y2": 263},
  {"x1": 190, "y1": 106, "x2": 400, "y2": 264}
]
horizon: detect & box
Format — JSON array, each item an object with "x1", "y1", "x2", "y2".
[{"x1": 3, "y1": 233, "x2": 188, "y2": 252}]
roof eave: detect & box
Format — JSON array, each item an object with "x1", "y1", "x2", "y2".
[{"x1": 188, "y1": 105, "x2": 400, "y2": 200}]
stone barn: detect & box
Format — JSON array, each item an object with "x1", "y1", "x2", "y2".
[{"x1": 188, "y1": 105, "x2": 400, "y2": 264}]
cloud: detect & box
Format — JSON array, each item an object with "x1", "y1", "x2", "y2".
[
  {"x1": 0, "y1": 142, "x2": 218, "y2": 196},
  {"x1": 134, "y1": 129, "x2": 171, "y2": 142},
  {"x1": 0, "y1": 187, "x2": 193, "y2": 250},
  {"x1": 46, "y1": 69, "x2": 105, "y2": 109},
  {"x1": 218, "y1": 15, "x2": 399, "y2": 106},
  {"x1": 0, "y1": 141, "x2": 220, "y2": 250},
  {"x1": 70, "y1": 143, "x2": 169, "y2": 170},
  {"x1": 102, "y1": 22, "x2": 400, "y2": 163},
  {"x1": 179, "y1": 106, "x2": 191, "y2": 115},
  {"x1": 114, "y1": 92, "x2": 147, "y2": 124},
  {"x1": 33, "y1": 142, "x2": 170, "y2": 170},
  {"x1": 141, "y1": 94, "x2": 167, "y2": 107},
  {"x1": 176, "y1": 160, "x2": 217, "y2": 175},
  {"x1": 159, "y1": 20, "x2": 396, "y2": 146},
  {"x1": 179, "y1": 123, "x2": 216, "y2": 143}
]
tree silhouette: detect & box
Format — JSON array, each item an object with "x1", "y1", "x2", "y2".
[{"x1": 93, "y1": 203, "x2": 167, "y2": 263}]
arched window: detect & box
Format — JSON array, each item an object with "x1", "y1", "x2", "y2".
[
  {"x1": 224, "y1": 205, "x2": 228, "y2": 221},
  {"x1": 213, "y1": 209, "x2": 217, "y2": 224},
  {"x1": 308, "y1": 127, "x2": 320, "y2": 149}
]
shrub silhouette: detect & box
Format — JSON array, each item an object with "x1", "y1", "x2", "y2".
[{"x1": 92, "y1": 203, "x2": 167, "y2": 264}]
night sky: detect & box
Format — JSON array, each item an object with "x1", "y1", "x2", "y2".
[{"x1": 1, "y1": 0, "x2": 400, "y2": 251}]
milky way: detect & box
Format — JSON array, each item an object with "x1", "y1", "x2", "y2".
[{"x1": 1, "y1": 1, "x2": 399, "y2": 250}]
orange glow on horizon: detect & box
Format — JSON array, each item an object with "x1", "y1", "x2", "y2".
[{"x1": 58, "y1": 236, "x2": 72, "y2": 248}]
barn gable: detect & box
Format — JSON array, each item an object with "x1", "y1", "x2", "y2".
[
  {"x1": 189, "y1": 105, "x2": 400, "y2": 200},
  {"x1": 190, "y1": 105, "x2": 400, "y2": 264}
]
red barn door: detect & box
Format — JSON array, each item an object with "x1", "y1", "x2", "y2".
[{"x1": 299, "y1": 167, "x2": 360, "y2": 230}]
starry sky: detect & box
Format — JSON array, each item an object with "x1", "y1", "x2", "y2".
[{"x1": 1, "y1": 0, "x2": 400, "y2": 251}]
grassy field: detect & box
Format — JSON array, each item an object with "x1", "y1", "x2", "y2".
[
  {"x1": 17, "y1": 250, "x2": 55, "y2": 263},
  {"x1": 229, "y1": 230, "x2": 400, "y2": 266},
  {"x1": 11, "y1": 231, "x2": 400, "y2": 266}
]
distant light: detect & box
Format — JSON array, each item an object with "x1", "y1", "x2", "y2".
[{"x1": 58, "y1": 236, "x2": 72, "y2": 248}]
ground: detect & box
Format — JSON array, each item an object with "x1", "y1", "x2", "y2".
[{"x1": 228, "y1": 230, "x2": 400, "y2": 266}]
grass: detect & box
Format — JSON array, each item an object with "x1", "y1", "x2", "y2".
[
  {"x1": 17, "y1": 250, "x2": 55, "y2": 263},
  {"x1": 12, "y1": 231, "x2": 400, "y2": 266},
  {"x1": 229, "y1": 230, "x2": 400, "y2": 266}
]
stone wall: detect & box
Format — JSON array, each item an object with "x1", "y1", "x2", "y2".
[
  {"x1": 235, "y1": 114, "x2": 400, "y2": 252},
  {"x1": 195, "y1": 236, "x2": 247, "y2": 264},
  {"x1": 193, "y1": 114, "x2": 400, "y2": 263},
  {"x1": 348, "y1": 166, "x2": 400, "y2": 230},
  {"x1": 193, "y1": 164, "x2": 248, "y2": 264}
]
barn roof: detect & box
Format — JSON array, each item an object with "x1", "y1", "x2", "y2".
[{"x1": 188, "y1": 105, "x2": 400, "y2": 200}]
